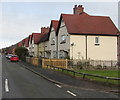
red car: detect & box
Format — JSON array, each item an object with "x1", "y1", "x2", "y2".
[{"x1": 10, "y1": 55, "x2": 19, "y2": 62}]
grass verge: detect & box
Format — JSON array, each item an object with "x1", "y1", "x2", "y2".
[{"x1": 51, "y1": 68, "x2": 120, "y2": 85}]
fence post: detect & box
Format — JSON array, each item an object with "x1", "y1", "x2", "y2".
[
  {"x1": 83, "y1": 74, "x2": 85, "y2": 79},
  {"x1": 66, "y1": 59, "x2": 68, "y2": 69},
  {"x1": 73, "y1": 72, "x2": 75, "y2": 76},
  {"x1": 111, "y1": 60, "x2": 113, "y2": 69},
  {"x1": 42, "y1": 58, "x2": 44, "y2": 68}
]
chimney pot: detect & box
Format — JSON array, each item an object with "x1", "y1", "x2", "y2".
[
  {"x1": 73, "y1": 4, "x2": 84, "y2": 15},
  {"x1": 41, "y1": 27, "x2": 49, "y2": 33},
  {"x1": 74, "y1": 5, "x2": 77, "y2": 8}
]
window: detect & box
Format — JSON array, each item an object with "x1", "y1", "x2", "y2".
[
  {"x1": 61, "y1": 35, "x2": 66, "y2": 44},
  {"x1": 95, "y1": 37, "x2": 100, "y2": 45},
  {"x1": 51, "y1": 38, "x2": 55, "y2": 45}
]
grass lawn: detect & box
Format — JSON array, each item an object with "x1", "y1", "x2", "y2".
[
  {"x1": 77, "y1": 70, "x2": 120, "y2": 85},
  {"x1": 78, "y1": 70, "x2": 119, "y2": 78},
  {"x1": 52, "y1": 68, "x2": 120, "y2": 85}
]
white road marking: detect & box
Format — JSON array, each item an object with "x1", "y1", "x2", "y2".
[
  {"x1": 67, "y1": 90, "x2": 77, "y2": 97},
  {"x1": 5, "y1": 79, "x2": 9, "y2": 92},
  {"x1": 55, "y1": 84, "x2": 62, "y2": 88}
]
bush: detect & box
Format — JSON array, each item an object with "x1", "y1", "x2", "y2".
[{"x1": 15, "y1": 47, "x2": 29, "y2": 60}]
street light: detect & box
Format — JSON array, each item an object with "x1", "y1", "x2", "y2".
[
  {"x1": 71, "y1": 42, "x2": 75, "y2": 60},
  {"x1": 71, "y1": 43, "x2": 75, "y2": 68}
]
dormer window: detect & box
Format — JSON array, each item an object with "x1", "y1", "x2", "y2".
[
  {"x1": 60, "y1": 35, "x2": 66, "y2": 44},
  {"x1": 51, "y1": 37, "x2": 55, "y2": 45}
]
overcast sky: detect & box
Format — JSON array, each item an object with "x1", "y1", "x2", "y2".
[{"x1": 0, "y1": 0, "x2": 120, "y2": 49}]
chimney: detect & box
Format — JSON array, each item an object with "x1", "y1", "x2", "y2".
[
  {"x1": 73, "y1": 5, "x2": 84, "y2": 15},
  {"x1": 41, "y1": 27, "x2": 50, "y2": 34}
]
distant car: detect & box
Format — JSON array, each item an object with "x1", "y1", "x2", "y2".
[
  {"x1": 10, "y1": 55, "x2": 19, "y2": 62},
  {"x1": 6, "y1": 54, "x2": 13, "y2": 59}
]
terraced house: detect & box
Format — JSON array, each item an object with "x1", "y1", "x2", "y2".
[
  {"x1": 57, "y1": 5, "x2": 119, "y2": 61},
  {"x1": 38, "y1": 21, "x2": 59, "y2": 59},
  {"x1": 29, "y1": 33, "x2": 41, "y2": 57},
  {"x1": 7, "y1": 4, "x2": 119, "y2": 62},
  {"x1": 48, "y1": 20, "x2": 59, "y2": 58},
  {"x1": 37, "y1": 27, "x2": 50, "y2": 58}
]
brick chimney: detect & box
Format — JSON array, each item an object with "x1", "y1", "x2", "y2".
[
  {"x1": 73, "y1": 5, "x2": 84, "y2": 15},
  {"x1": 41, "y1": 27, "x2": 50, "y2": 34}
]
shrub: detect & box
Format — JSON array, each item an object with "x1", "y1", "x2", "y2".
[{"x1": 15, "y1": 47, "x2": 29, "y2": 60}]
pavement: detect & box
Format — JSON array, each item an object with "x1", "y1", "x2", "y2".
[{"x1": 18, "y1": 60, "x2": 120, "y2": 94}]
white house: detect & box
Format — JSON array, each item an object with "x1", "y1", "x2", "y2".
[
  {"x1": 48, "y1": 20, "x2": 59, "y2": 58},
  {"x1": 57, "y1": 5, "x2": 119, "y2": 61}
]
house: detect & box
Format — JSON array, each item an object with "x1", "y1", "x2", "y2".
[
  {"x1": 38, "y1": 27, "x2": 50, "y2": 58},
  {"x1": 57, "y1": 5, "x2": 119, "y2": 61},
  {"x1": 28, "y1": 27, "x2": 50, "y2": 57},
  {"x1": 38, "y1": 21, "x2": 59, "y2": 59},
  {"x1": 28, "y1": 33, "x2": 41, "y2": 57},
  {"x1": 48, "y1": 20, "x2": 59, "y2": 58},
  {"x1": 38, "y1": 33, "x2": 49, "y2": 58},
  {"x1": 28, "y1": 35, "x2": 32, "y2": 56}
]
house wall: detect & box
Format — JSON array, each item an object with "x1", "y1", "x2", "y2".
[
  {"x1": 44, "y1": 41, "x2": 50, "y2": 58},
  {"x1": 31, "y1": 39, "x2": 34, "y2": 57},
  {"x1": 34, "y1": 44, "x2": 38, "y2": 57},
  {"x1": 49, "y1": 27, "x2": 57, "y2": 58},
  {"x1": 70, "y1": 35, "x2": 86, "y2": 59},
  {"x1": 28, "y1": 39, "x2": 32, "y2": 56},
  {"x1": 118, "y1": 36, "x2": 120, "y2": 63},
  {"x1": 38, "y1": 42, "x2": 44, "y2": 57},
  {"x1": 26, "y1": 47, "x2": 29, "y2": 51},
  {"x1": 38, "y1": 41, "x2": 50, "y2": 58},
  {"x1": 70, "y1": 35, "x2": 117, "y2": 60},
  {"x1": 58, "y1": 21, "x2": 70, "y2": 58},
  {"x1": 87, "y1": 36, "x2": 117, "y2": 60}
]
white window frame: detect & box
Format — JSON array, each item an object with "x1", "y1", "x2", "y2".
[
  {"x1": 61, "y1": 35, "x2": 66, "y2": 43},
  {"x1": 95, "y1": 36, "x2": 100, "y2": 45},
  {"x1": 51, "y1": 37, "x2": 55, "y2": 45}
]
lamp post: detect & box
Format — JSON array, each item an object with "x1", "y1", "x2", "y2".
[
  {"x1": 71, "y1": 43, "x2": 74, "y2": 60},
  {"x1": 71, "y1": 43, "x2": 75, "y2": 68}
]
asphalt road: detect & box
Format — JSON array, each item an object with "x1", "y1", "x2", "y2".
[{"x1": 1, "y1": 55, "x2": 119, "y2": 98}]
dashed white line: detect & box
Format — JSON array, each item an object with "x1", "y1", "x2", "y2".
[
  {"x1": 67, "y1": 90, "x2": 77, "y2": 97},
  {"x1": 55, "y1": 84, "x2": 62, "y2": 88},
  {"x1": 5, "y1": 79, "x2": 9, "y2": 92}
]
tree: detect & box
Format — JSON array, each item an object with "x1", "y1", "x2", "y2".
[{"x1": 15, "y1": 47, "x2": 28, "y2": 60}]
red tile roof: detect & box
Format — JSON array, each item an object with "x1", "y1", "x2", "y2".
[
  {"x1": 22, "y1": 39, "x2": 25, "y2": 45},
  {"x1": 17, "y1": 41, "x2": 23, "y2": 47},
  {"x1": 39, "y1": 33, "x2": 49, "y2": 42},
  {"x1": 31, "y1": 33, "x2": 46, "y2": 44},
  {"x1": 57, "y1": 13, "x2": 119, "y2": 35},
  {"x1": 51, "y1": 20, "x2": 59, "y2": 33},
  {"x1": 24, "y1": 37, "x2": 29, "y2": 47},
  {"x1": 47, "y1": 20, "x2": 59, "y2": 41},
  {"x1": 28, "y1": 35, "x2": 32, "y2": 43}
]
